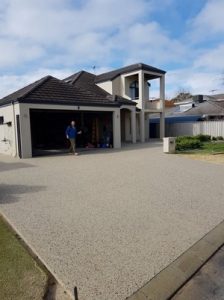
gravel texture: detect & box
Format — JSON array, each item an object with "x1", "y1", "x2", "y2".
[{"x1": 0, "y1": 142, "x2": 224, "y2": 300}]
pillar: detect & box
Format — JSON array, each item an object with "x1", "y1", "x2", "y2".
[
  {"x1": 160, "y1": 75, "x2": 165, "y2": 139},
  {"x1": 113, "y1": 109, "x2": 121, "y2": 148},
  {"x1": 145, "y1": 113, "x2": 149, "y2": 141},
  {"x1": 160, "y1": 112, "x2": 165, "y2": 139},
  {"x1": 19, "y1": 104, "x2": 32, "y2": 158},
  {"x1": 131, "y1": 109, "x2": 136, "y2": 143},
  {"x1": 140, "y1": 110, "x2": 145, "y2": 143}
]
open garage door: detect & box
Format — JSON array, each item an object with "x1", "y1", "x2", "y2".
[{"x1": 30, "y1": 109, "x2": 113, "y2": 156}]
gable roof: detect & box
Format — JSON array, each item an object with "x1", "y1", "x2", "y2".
[
  {"x1": 63, "y1": 70, "x2": 136, "y2": 106},
  {"x1": 0, "y1": 76, "x2": 131, "y2": 107},
  {"x1": 95, "y1": 63, "x2": 166, "y2": 83}
]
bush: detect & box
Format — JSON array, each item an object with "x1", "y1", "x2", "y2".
[
  {"x1": 212, "y1": 136, "x2": 217, "y2": 141},
  {"x1": 195, "y1": 134, "x2": 211, "y2": 142},
  {"x1": 176, "y1": 136, "x2": 202, "y2": 151},
  {"x1": 217, "y1": 136, "x2": 224, "y2": 140}
]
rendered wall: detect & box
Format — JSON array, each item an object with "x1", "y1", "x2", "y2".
[
  {"x1": 0, "y1": 104, "x2": 20, "y2": 156},
  {"x1": 97, "y1": 81, "x2": 113, "y2": 94}
]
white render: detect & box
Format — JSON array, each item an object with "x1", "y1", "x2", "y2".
[
  {"x1": 97, "y1": 69, "x2": 165, "y2": 143},
  {"x1": 0, "y1": 103, "x2": 20, "y2": 157}
]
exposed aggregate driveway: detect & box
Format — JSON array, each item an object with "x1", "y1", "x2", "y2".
[{"x1": 0, "y1": 143, "x2": 224, "y2": 300}]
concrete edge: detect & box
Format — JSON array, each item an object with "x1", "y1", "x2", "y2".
[
  {"x1": 127, "y1": 220, "x2": 224, "y2": 300},
  {"x1": 0, "y1": 211, "x2": 73, "y2": 300}
]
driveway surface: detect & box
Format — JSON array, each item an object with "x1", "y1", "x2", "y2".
[{"x1": 0, "y1": 143, "x2": 224, "y2": 300}]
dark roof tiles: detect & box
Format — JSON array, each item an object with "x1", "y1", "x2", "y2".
[{"x1": 95, "y1": 63, "x2": 166, "y2": 83}]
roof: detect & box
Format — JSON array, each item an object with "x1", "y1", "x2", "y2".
[
  {"x1": 63, "y1": 70, "x2": 136, "y2": 106},
  {"x1": 95, "y1": 63, "x2": 166, "y2": 83},
  {"x1": 182, "y1": 100, "x2": 224, "y2": 116},
  {"x1": 0, "y1": 75, "x2": 133, "y2": 107},
  {"x1": 150, "y1": 100, "x2": 224, "y2": 123}
]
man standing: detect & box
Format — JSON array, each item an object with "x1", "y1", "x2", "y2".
[{"x1": 66, "y1": 121, "x2": 81, "y2": 155}]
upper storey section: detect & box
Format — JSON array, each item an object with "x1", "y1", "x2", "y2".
[{"x1": 95, "y1": 63, "x2": 166, "y2": 112}]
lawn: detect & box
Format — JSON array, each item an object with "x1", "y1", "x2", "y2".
[
  {"x1": 199, "y1": 141, "x2": 224, "y2": 154},
  {"x1": 177, "y1": 141, "x2": 224, "y2": 154},
  {"x1": 0, "y1": 216, "x2": 47, "y2": 300},
  {"x1": 176, "y1": 136, "x2": 224, "y2": 164}
]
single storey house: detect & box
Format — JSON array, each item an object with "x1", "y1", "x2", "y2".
[
  {"x1": 0, "y1": 63, "x2": 166, "y2": 158},
  {"x1": 150, "y1": 95, "x2": 224, "y2": 137}
]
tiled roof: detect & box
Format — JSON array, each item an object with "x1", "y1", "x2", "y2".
[
  {"x1": 95, "y1": 63, "x2": 166, "y2": 83},
  {"x1": 182, "y1": 101, "x2": 224, "y2": 116},
  {"x1": 0, "y1": 75, "x2": 135, "y2": 107},
  {"x1": 64, "y1": 70, "x2": 136, "y2": 106}
]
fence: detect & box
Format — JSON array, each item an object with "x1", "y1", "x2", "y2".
[{"x1": 166, "y1": 121, "x2": 224, "y2": 137}]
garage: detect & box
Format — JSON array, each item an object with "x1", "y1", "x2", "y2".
[{"x1": 30, "y1": 109, "x2": 113, "y2": 156}]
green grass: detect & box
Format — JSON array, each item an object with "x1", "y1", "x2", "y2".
[
  {"x1": 0, "y1": 216, "x2": 47, "y2": 300},
  {"x1": 177, "y1": 141, "x2": 224, "y2": 154}
]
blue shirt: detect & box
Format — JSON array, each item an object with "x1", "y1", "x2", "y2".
[{"x1": 66, "y1": 126, "x2": 77, "y2": 139}]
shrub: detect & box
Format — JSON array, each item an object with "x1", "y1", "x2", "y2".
[
  {"x1": 195, "y1": 134, "x2": 211, "y2": 142},
  {"x1": 217, "y1": 136, "x2": 224, "y2": 140},
  {"x1": 176, "y1": 136, "x2": 202, "y2": 151},
  {"x1": 212, "y1": 136, "x2": 217, "y2": 141}
]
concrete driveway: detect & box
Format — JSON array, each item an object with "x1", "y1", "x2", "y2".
[{"x1": 0, "y1": 143, "x2": 224, "y2": 300}]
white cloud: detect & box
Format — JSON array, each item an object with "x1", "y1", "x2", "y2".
[
  {"x1": 166, "y1": 68, "x2": 223, "y2": 98},
  {"x1": 0, "y1": 68, "x2": 73, "y2": 98},
  {"x1": 191, "y1": 0, "x2": 224, "y2": 41},
  {"x1": 194, "y1": 44, "x2": 224, "y2": 72},
  {"x1": 0, "y1": 0, "x2": 224, "y2": 100},
  {"x1": 0, "y1": 39, "x2": 44, "y2": 67}
]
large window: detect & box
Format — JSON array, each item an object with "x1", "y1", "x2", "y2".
[{"x1": 130, "y1": 80, "x2": 139, "y2": 100}]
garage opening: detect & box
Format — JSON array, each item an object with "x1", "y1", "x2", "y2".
[{"x1": 30, "y1": 109, "x2": 113, "y2": 156}]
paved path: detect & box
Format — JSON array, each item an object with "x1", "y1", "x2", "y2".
[{"x1": 0, "y1": 143, "x2": 224, "y2": 300}]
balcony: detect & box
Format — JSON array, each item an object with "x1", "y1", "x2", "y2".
[{"x1": 145, "y1": 100, "x2": 162, "y2": 111}]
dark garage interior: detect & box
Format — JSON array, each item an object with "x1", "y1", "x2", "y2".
[{"x1": 30, "y1": 109, "x2": 113, "y2": 156}]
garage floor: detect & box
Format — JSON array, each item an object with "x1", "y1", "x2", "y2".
[{"x1": 0, "y1": 143, "x2": 224, "y2": 300}]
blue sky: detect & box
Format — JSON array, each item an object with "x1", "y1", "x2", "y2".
[{"x1": 0, "y1": 0, "x2": 224, "y2": 98}]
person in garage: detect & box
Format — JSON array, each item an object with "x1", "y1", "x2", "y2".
[{"x1": 65, "y1": 121, "x2": 82, "y2": 155}]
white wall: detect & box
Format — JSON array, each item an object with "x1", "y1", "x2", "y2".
[
  {"x1": 0, "y1": 104, "x2": 20, "y2": 156},
  {"x1": 96, "y1": 81, "x2": 113, "y2": 94}
]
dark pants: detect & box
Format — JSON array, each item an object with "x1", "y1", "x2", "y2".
[{"x1": 69, "y1": 138, "x2": 76, "y2": 153}]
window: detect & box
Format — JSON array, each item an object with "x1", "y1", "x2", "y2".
[
  {"x1": 0, "y1": 116, "x2": 4, "y2": 125},
  {"x1": 130, "y1": 80, "x2": 139, "y2": 100}
]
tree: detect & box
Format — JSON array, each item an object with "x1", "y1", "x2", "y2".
[{"x1": 171, "y1": 88, "x2": 192, "y2": 103}]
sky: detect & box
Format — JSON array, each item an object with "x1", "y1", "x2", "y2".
[{"x1": 0, "y1": 0, "x2": 224, "y2": 99}]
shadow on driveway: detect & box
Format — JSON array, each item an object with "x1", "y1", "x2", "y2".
[{"x1": 0, "y1": 184, "x2": 46, "y2": 204}]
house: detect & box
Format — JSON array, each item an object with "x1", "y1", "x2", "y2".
[
  {"x1": 0, "y1": 63, "x2": 166, "y2": 158},
  {"x1": 150, "y1": 95, "x2": 224, "y2": 137}
]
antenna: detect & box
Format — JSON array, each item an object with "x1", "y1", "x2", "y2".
[{"x1": 92, "y1": 65, "x2": 96, "y2": 74}]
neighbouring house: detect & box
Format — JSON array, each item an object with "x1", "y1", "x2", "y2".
[
  {"x1": 0, "y1": 63, "x2": 166, "y2": 158},
  {"x1": 150, "y1": 94, "x2": 224, "y2": 137}
]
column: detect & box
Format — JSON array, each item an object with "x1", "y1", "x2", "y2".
[
  {"x1": 160, "y1": 75, "x2": 165, "y2": 139},
  {"x1": 113, "y1": 109, "x2": 121, "y2": 148},
  {"x1": 160, "y1": 112, "x2": 165, "y2": 139},
  {"x1": 145, "y1": 113, "x2": 149, "y2": 141},
  {"x1": 138, "y1": 70, "x2": 144, "y2": 109},
  {"x1": 19, "y1": 104, "x2": 32, "y2": 158},
  {"x1": 140, "y1": 110, "x2": 145, "y2": 143},
  {"x1": 131, "y1": 109, "x2": 136, "y2": 143}
]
